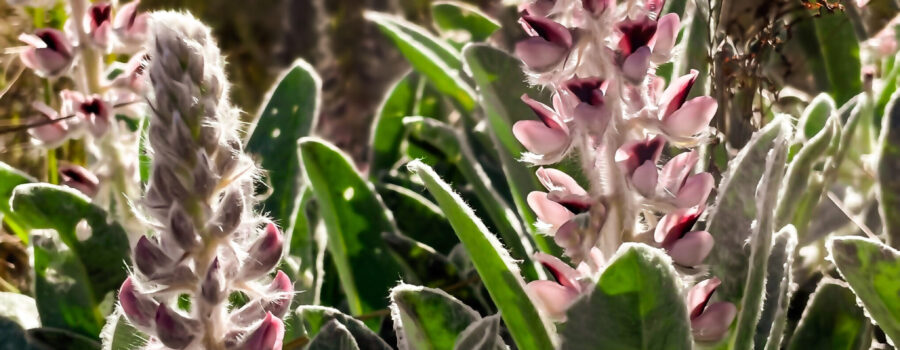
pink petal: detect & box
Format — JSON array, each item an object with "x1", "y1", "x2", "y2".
[
  {"x1": 526, "y1": 280, "x2": 580, "y2": 320},
  {"x1": 615, "y1": 135, "x2": 665, "y2": 176},
  {"x1": 658, "y1": 150, "x2": 699, "y2": 195},
  {"x1": 667, "y1": 230, "x2": 714, "y2": 267},
  {"x1": 534, "y1": 252, "x2": 582, "y2": 290},
  {"x1": 691, "y1": 302, "x2": 737, "y2": 343},
  {"x1": 522, "y1": 94, "x2": 566, "y2": 131},
  {"x1": 536, "y1": 167, "x2": 587, "y2": 196},
  {"x1": 582, "y1": 0, "x2": 613, "y2": 16},
  {"x1": 662, "y1": 96, "x2": 717, "y2": 137},
  {"x1": 660, "y1": 70, "x2": 699, "y2": 119},
  {"x1": 687, "y1": 277, "x2": 722, "y2": 319},
  {"x1": 527, "y1": 191, "x2": 574, "y2": 228},
  {"x1": 241, "y1": 312, "x2": 285, "y2": 350},
  {"x1": 513, "y1": 120, "x2": 570, "y2": 155},
  {"x1": 520, "y1": 15, "x2": 573, "y2": 48},
  {"x1": 515, "y1": 37, "x2": 569, "y2": 71},
  {"x1": 632, "y1": 160, "x2": 658, "y2": 197},
  {"x1": 622, "y1": 46, "x2": 651, "y2": 83},
  {"x1": 650, "y1": 13, "x2": 680, "y2": 63},
  {"x1": 573, "y1": 102, "x2": 611, "y2": 134},
  {"x1": 563, "y1": 76, "x2": 607, "y2": 106},
  {"x1": 654, "y1": 206, "x2": 703, "y2": 246},
  {"x1": 674, "y1": 172, "x2": 714, "y2": 208}
]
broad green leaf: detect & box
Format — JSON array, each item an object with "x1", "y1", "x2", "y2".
[
  {"x1": 829, "y1": 237, "x2": 900, "y2": 344},
  {"x1": 673, "y1": 0, "x2": 710, "y2": 98},
  {"x1": 813, "y1": 10, "x2": 862, "y2": 105},
  {"x1": 879, "y1": 90, "x2": 900, "y2": 248},
  {"x1": 757, "y1": 227, "x2": 797, "y2": 350},
  {"x1": 365, "y1": 11, "x2": 476, "y2": 111},
  {"x1": 706, "y1": 117, "x2": 791, "y2": 306},
  {"x1": 787, "y1": 280, "x2": 871, "y2": 350},
  {"x1": 307, "y1": 320, "x2": 360, "y2": 350},
  {"x1": 369, "y1": 72, "x2": 420, "y2": 178},
  {"x1": 298, "y1": 138, "x2": 406, "y2": 325},
  {"x1": 403, "y1": 116, "x2": 539, "y2": 279},
  {"x1": 560, "y1": 243, "x2": 691, "y2": 350},
  {"x1": 0, "y1": 162, "x2": 35, "y2": 243},
  {"x1": 295, "y1": 306, "x2": 392, "y2": 350},
  {"x1": 245, "y1": 59, "x2": 321, "y2": 259},
  {"x1": 11, "y1": 184, "x2": 130, "y2": 337},
  {"x1": 0, "y1": 293, "x2": 39, "y2": 330},
  {"x1": 390, "y1": 284, "x2": 480, "y2": 350},
  {"x1": 731, "y1": 120, "x2": 789, "y2": 350},
  {"x1": 432, "y1": 1, "x2": 500, "y2": 44},
  {"x1": 453, "y1": 314, "x2": 504, "y2": 350},
  {"x1": 462, "y1": 44, "x2": 564, "y2": 257},
  {"x1": 100, "y1": 313, "x2": 147, "y2": 350},
  {"x1": 377, "y1": 183, "x2": 457, "y2": 254},
  {"x1": 27, "y1": 327, "x2": 101, "y2": 350},
  {"x1": 797, "y1": 93, "x2": 836, "y2": 140},
  {"x1": 407, "y1": 160, "x2": 554, "y2": 350}
]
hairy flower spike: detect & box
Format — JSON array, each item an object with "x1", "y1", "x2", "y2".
[
  {"x1": 118, "y1": 12, "x2": 290, "y2": 350},
  {"x1": 516, "y1": 0, "x2": 732, "y2": 336}
]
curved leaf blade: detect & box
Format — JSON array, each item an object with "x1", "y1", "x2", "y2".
[{"x1": 390, "y1": 283, "x2": 481, "y2": 350}]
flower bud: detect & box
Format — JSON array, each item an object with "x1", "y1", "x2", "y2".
[
  {"x1": 649, "y1": 13, "x2": 679, "y2": 63},
  {"x1": 113, "y1": 1, "x2": 149, "y2": 48},
  {"x1": 18, "y1": 29, "x2": 73, "y2": 77},
  {"x1": 110, "y1": 52, "x2": 150, "y2": 93},
  {"x1": 687, "y1": 278, "x2": 737, "y2": 343},
  {"x1": 27, "y1": 102, "x2": 69, "y2": 146},
  {"x1": 239, "y1": 223, "x2": 284, "y2": 280},
  {"x1": 134, "y1": 236, "x2": 173, "y2": 278},
  {"x1": 168, "y1": 203, "x2": 199, "y2": 251},
  {"x1": 228, "y1": 270, "x2": 294, "y2": 327},
  {"x1": 515, "y1": 15, "x2": 573, "y2": 71},
  {"x1": 201, "y1": 257, "x2": 226, "y2": 304},
  {"x1": 660, "y1": 96, "x2": 716, "y2": 138},
  {"x1": 228, "y1": 312, "x2": 284, "y2": 350},
  {"x1": 155, "y1": 303, "x2": 199, "y2": 349},
  {"x1": 118, "y1": 277, "x2": 158, "y2": 328},
  {"x1": 59, "y1": 164, "x2": 100, "y2": 197},
  {"x1": 208, "y1": 188, "x2": 244, "y2": 238}
]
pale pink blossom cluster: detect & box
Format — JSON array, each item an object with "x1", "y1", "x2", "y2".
[{"x1": 512, "y1": 0, "x2": 735, "y2": 342}]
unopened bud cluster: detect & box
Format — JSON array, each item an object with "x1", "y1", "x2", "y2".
[
  {"x1": 513, "y1": 0, "x2": 735, "y2": 342},
  {"x1": 117, "y1": 12, "x2": 290, "y2": 350}
]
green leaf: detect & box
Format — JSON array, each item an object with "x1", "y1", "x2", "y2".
[
  {"x1": 776, "y1": 116, "x2": 837, "y2": 228},
  {"x1": 813, "y1": 10, "x2": 862, "y2": 105},
  {"x1": 11, "y1": 184, "x2": 130, "y2": 337},
  {"x1": 673, "y1": 0, "x2": 710, "y2": 98},
  {"x1": 879, "y1": 90, "x2": 900, "y2": 248},
  {"x1": 403, "y1": 117, "x2": 539, "y2": 279},
  {"x1": 829, "y1": 236, "x2": 900, "y2": 345},
  {"x1": 0, "y1": 293, "x2": 39, "y2": 330},
  {"x1": 27, "y1": 327, "x2": 101, "y2": 350},
  {"x1": 797, "y1": 93, "x2": 836, "y2": 140},
  {"x1": 407, "y1": 160, "x2": 554, "y2": 350},
  {"x1": 432, "y1": 1, "x2": 500, "y2": 44},
  {"x1": 295, "y1": 306, "x2": 392, "y2": 350},
  {"x1": 245, "y1": 59, "x2": 321, "y2": 255},
  {"x1": 0, "y1": 162, "x2": 35, "y2": 243},
  {"x1": 369, "y1": 72, "x2": 420, "y2": 178},
  {"x1": 100, "y1": 313, "x2": 147, "y2": 350},
  {"x1": 390, "y1": 284, "x2": 480, "y2": 350},
  {"x1": 377, "y1": 183, "x2": 458, "y2": 254},
  {"x1": 560, "y1": 243, "x2": 691, "y2": 350},
  {"x1": 453, "y1": 314, "x2": 504, "y2": 350},
  {"x1": 307, "y1": 320, "x2": 360, "y2": 350},
  {"x1": 366, "y1": 11, "x2": 476, "y2": 111},
  {"x1": 298, "y1": 138, "x2": 406, "y2": 325},
  {"x1": 757, "y1": 227, "x2": 798, "y2": 350},
  {"x1": 787, "y1": 280, "x2": 871, "y2": 350},
  {"x1": 730, "y1": 120, "x2": 789, "y2": 350},
  {"x1": 462, "y1": 44, "x2": 564, "y2": 257},
  {"x1": 706, "y1": 117, "x2": 791, "y2": 306}
]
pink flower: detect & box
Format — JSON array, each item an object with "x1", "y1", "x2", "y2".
[
  {"x1": 562, "y1": 77, "x2": 612, "y2": 134},
  {"x1": 513, "y1": 94, "x2": 571, "y2": 161},
  {"x1": 658, "y1": 150, "x2": 714, "y2": 208},
  {"x1": 687, "y1": 278, "x2": 737, "y2": 343},
  {"x1": 515, "y1": 14, "x2": 573, "y2": 71},
  {"x1": 113, "y1": 1, "x2": 149, "y2": 49},
  {"x1": 526, "y1": 253, "x2": 586, "y2": 320},
  {"x1": 27, "y1": 102, "x2": 70, "y2": 146},
  {"x1": 61, "y1": 90, "x2": 112, "y2": 138},
  {"x1": 654, "y1": 206, "x2": 713, "y2": 267},
  {"x1": 616, "y1": 13, "x2": 682, "y2": 82},
  {"x1": 615, "y1": 135, "x2": 665, "y2": 196},
  {"x1": 18, "y1": 29, "x2": 74, "y2": 77},
  {"x1": 110, "y1": 52, "x2": 150, "y2": 93}
]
